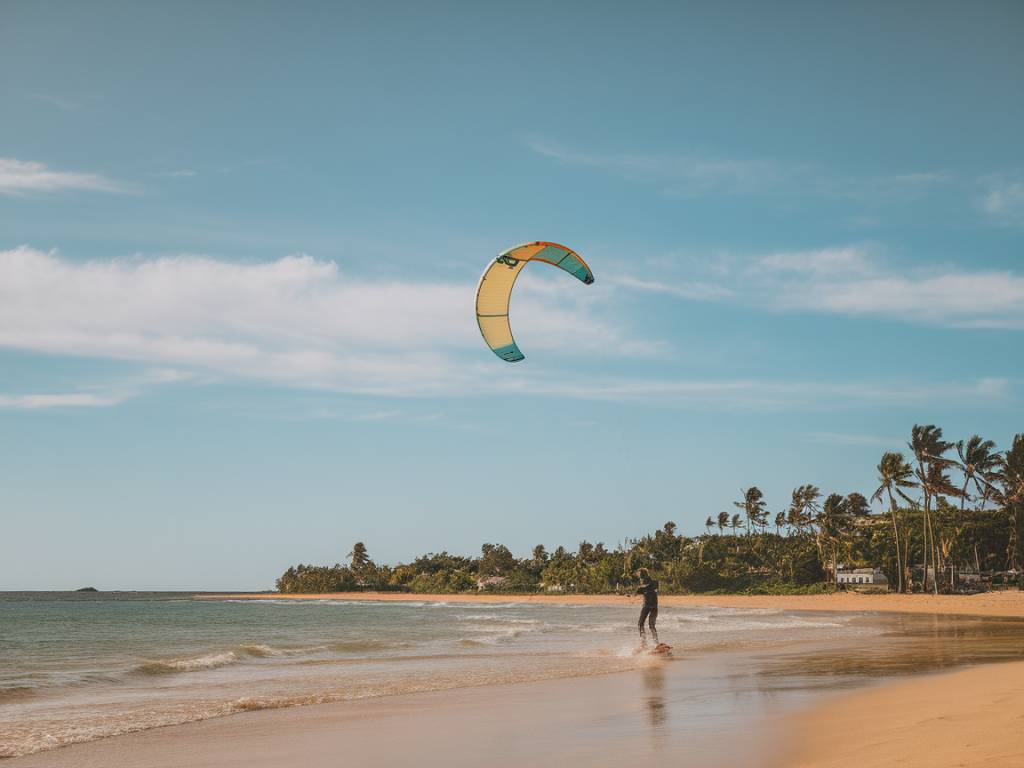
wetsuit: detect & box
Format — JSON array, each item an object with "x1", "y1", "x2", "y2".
[{"x1": 636, "y1": 579, "x2": 659, "y2": 645}]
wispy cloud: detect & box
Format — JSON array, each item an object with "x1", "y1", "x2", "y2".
[
  {"x1": 800, "y1": 432, "x2": 902, "y2": 448},
  {"x1": 526, "y1": 138, "x2": 773, "y2": 194},
  {"x1": 512, "y1": 376, "x2": 1010, "y2": 410},
  {"x1": 0, "y1": 368, "x2": 196, "y2": 411},
  {"x1": 30, "y1": 93, "x2": 80, "y2": 111},
  {"x1": 0, "y1": 158, "x2": 130, "y2": 196},
  {"x1": 0, "y1": 392, "x2": 129, "y2": 410},
  {"x1": 768, "y1": 265, "x2": 1024, "y2": 329},
  {"x1": 527, "y1": 138, "x2": 948, "y2": 201},
  {"x1": 349, "y1": 410, "x2": 403, "y2": 422},
  {"x1": 823, "y1": 171, "x2": 951, "y2": 201},
  {"x1": 979, "y1": 173, "x2": 1024, "y2": 226},
  {"x1": 605, "y1": 274, "x2": 735, "y2": 301},
  {"x1": 755, "y1": 246, "x2": 874, "y2": 276},
  {"x1": 154, "y1": 169, "x2": 197, "y2": 179},
  {"x1": 635, "y1": 244, "x2": 1024, "y2": 330}
]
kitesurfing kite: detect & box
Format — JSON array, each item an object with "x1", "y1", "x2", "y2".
[{"x1": 475, "y1": 241, "x2": 594, "y2": 362}]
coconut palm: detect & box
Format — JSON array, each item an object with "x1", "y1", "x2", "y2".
[
  {"x1": 909, "y1": 425, "x2": 954, "y2": 594},
  {"x1": 735, "y1": 486, "x2": 769, "y2": 537},
  {"x1": 348, "y1": 542, "x2": 370, "y2": 572},
  {"x1": 955, "y1": 436, "x2": 1000, "y2": 577},
  {"x1": 705, "y1": 516, "x2": 714, "y2": 536},
  {"x1": 774, "y1": 511, "x2": 786, "y2": 536},
  {"x1": 990, "y1": 434, "x2": 1024, "y2": 574},
  {"x1": 717, "y1": 511, "x2": 729, "y2": 534},
  {"x1": 818, "y1": 493, "x2": 851, "y2": 591},
  {"x1": 871, "y1": 451, "x2": 917, "y2": 593}
]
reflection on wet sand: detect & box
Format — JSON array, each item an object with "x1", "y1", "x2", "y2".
[
  {"x1": 754, "y1": 614, "x2": 1024, "y2": 690},
  {"x1": 642, "y1": 666, "x2": 667, "y2": 733}
]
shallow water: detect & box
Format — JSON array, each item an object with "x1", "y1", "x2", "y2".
[{"x1": 2, "y1": 592, "x2": 1023, "y2": 759}]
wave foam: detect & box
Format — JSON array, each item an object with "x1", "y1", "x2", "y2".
[{"x1": 135, "y1": 651, "x2": 240, "y2": 675}]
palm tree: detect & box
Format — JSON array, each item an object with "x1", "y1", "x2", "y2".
[
  {"x1": 735, "y1": 487, "x2": 768, "y2": 537},
  {"x1": 871, "y1": 452, "x2": 917, "y2": 593},
  {"x1": 818, "y1": 493, "x2": 851, "y2": 591},
  {"x1": 774, "y1": 511, "x2": 786, "y2": 537},
  {"x1": 717, "y1": 510, "x2": 729, "y2": 534},
  {"x1": 909, "y1": 425, "x2": 953, "y2": 594},
  {"x1": 531, "y1": 545, "x2": 548, "y2": 569},
  {"x1": 705, "y1": 516, "x2": 714, "y2": 536},
  {"x1": 730, "y1": 513, "x2": 742, "y2": 536},
  {"x1": 348, "y1": 542, "x2": 370, "y2": 572},
  {"x1": 955, "y1": 436, "x2": 1000, "y2": 578},
  {"x1": 991, "y1": 434, "x2": 1024, "y2": 575}
]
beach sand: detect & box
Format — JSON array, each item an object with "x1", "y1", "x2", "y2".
[
  {"x1": 780, "y1": 660, "x2": 1024, "y2": 768},
  {"x1": 201, "y1": 589, "x2": 1024, "y2": 619}
]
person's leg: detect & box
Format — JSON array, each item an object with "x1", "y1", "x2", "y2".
[
  {"x1": 638, "y1": 605, "x2": 650, "y2": 645},
  {"x1": 648, "y1": 607, "x2": 659, "y2": 644}
]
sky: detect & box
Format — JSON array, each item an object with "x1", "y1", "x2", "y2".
[{"x1": 1, "y1": 1, "x2": 1022, "y2": 590}]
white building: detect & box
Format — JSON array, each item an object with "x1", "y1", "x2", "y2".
[
  {"x1": 476, "y1": 576, "x2": 508, "y2": 590},
  {"x1": 836, "y1": 567, "x2": 888, "y2": 586}
]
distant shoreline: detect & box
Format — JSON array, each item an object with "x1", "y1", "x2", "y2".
[{"x1": 196, "y1": 590, "x2": 1024, "y2": 619}]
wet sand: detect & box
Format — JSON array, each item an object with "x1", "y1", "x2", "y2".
[
  {"x1": 13, "y1": 610, "x2": 1024, "y2": 768},
  {"x1": 201, "y1": 590, "x2": 1024, "y2": 619}
]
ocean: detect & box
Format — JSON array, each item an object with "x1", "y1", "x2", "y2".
[{"x1": 3, "y1": 592, "x2": 1024, "y2": 760}]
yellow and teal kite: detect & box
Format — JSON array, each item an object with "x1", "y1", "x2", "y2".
[{"x1": 475, "y1": 241, "x2": 594, "y2": 362}]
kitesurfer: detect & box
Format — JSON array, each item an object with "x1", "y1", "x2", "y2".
[{"x1": 635, "y1": 568, "x2": 659, "y2": 646}]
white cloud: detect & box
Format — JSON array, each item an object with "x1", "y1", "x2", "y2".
[
  {"x1": 0, "y1": 392, "x2": 129, "y2": 410},
  {"x1": 0, "y1": 247, "x2": 656, "y2": 398},
  {"x1": 979, "y1": 174, "x2": 1024, "y2": 226},
  {"x1": 0, "y1": 158, "x2": 129, "y2": 195},
  {"x1": 705, "y1": 244, "x2": 1024, "y2": 330},
  {"x1": 774, "y1": 270, "x2": 1024, "y2": 329},
  {"x1": 3, "y1": 247, "x2": 1015, "y2": 410}
]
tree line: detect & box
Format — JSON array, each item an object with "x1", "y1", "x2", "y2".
[{"x1": 276, "y1": 425, "x2": 1024, "y2": 595}]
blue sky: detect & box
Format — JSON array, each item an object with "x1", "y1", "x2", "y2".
[{"x1": 1, "y1": 1, "x2": 1022, "y2": 590}]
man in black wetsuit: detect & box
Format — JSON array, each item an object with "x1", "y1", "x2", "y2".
[{"x1": 635, "y1": 568, "x2": 659, "y2": 646}]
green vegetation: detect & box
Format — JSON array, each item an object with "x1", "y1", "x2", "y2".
[{"x1": 276, "y1": 426, "x2": 1024, "y2": 595}]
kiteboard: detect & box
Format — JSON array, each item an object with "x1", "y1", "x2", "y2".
[{"x1": 635, "y1": 643, "x2": 673, "y2": 656}]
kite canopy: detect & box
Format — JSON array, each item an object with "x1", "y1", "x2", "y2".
[{"x1": 475, "y1": 241, "x2": 594, "y2": 363}]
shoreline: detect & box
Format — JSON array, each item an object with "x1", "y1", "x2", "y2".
[
  {"x1": 199, "y1": 589, "x2": 1024, "y2": 619},
  {"x1": 11, "y1": 594, "x2": 1024, "y2": 766}
]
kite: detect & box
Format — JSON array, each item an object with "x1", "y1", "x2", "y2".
[{"x1": 475, "y1": 241, "x2": 594, "y2": 362}]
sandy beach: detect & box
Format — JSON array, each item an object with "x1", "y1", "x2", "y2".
[
  {"x1": 781, "y1": 661, "x2": 1024, "y2": 768},
  {"x1": 200, "y1": 589, "x2": 1024, "y2": 619}
]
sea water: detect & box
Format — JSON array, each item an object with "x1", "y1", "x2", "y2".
[{"x1": 2, "y1": 592, "x2": 1024, "y2": 758}]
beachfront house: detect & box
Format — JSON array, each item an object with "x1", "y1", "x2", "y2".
[
  {"x1": 476, "y1": 576, "x2": 508, "y2": 591},
  {"x1": 836, "y1": 567, "x2": 888, "y2": 587}
]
